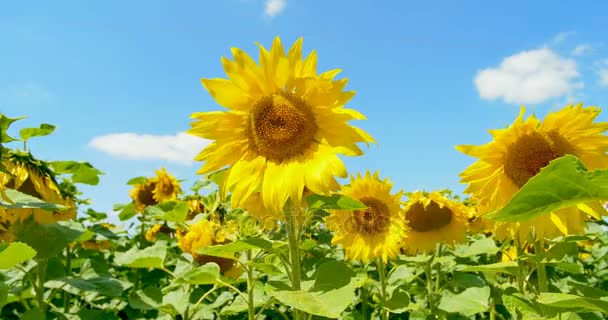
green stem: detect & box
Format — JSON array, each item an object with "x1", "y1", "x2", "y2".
[
  {"x1": 376, "y1": 259, "x2": 389, "y2": 320},
  {"x1": 64, "y1": 246, "x2": 71, "y2": 313},
  {"x1": 36, "y1": 258, "x2": 48, "y2": 316},
  {"x1": 424, "y1": 256, "x2": 436, "y2": 315},
  {"x1": 534, "y1": 239, "x2": 548, "y2": 293},
  {"x1": 189, "y1": 285, "x2": 218, "y2": 320},
  {"x1": 286, "y1": 209, "x2": 302, "y2": 320},
  {"x1": 246, "y1": 250, "x2": 256, "y2": 320},
  {"x1": 435, "y1": 244, "x2": 442, "y2": 293},
  {"x1": 515, "y1": 239, "x2": 526, "y2": 294},
  {"x1": 361, "y1": 285, "x2": 368, "y2": 320}
]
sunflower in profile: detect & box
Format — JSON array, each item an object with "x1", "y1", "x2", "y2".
[
  {"x1": 187, "y1": 37, "x2": 374, "y2": 214},
  {"x1": 0, "y1": 152, "x2": 76, "y2": 229},
  {"x1": 325, "y1": 171, "x2": 406, "y2": 263},
  {"x1": 401, "y1": 191, "x2": 469, "y2": 254},
  {"x1": 457, "y1": 104, "x2": 608, "y2": 242},
  {"x1": 177, "y1": 219, "x2": 242, "y2": 278},
  {"x1": 151, "y1": 167, "x2": 181, "y2": 203},
  {"x1": 129, "y1": 179, "x2": 157, "y2": 212}
]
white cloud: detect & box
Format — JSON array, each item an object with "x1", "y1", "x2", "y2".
[
  {"x1": 599, "y1": 63, "x2": 608, "y2": 87},
  {"x1": 552, "y1": 31, "x2": 574, "y2": 44},
  {"x1": 89, "y1": 132, "x2": 211, "y2": 165},
  {"x1": 265, "y1": 0, "x2": 286, "y2": 17},
  {"x1": 474, "y1": 48, "x2": 582, "y2": 105},
  {"x1": 572, "y1": 44, "x2": 593, "y2": 56}
]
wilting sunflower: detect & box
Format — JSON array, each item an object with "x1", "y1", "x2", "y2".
[
  {"x1": 129, "y1": 179, "x2": 157, "y2": 212},
  {"x1": 187, "y1": 37, "x2": 374, "y2": 214},
  {"x1": 177, "y1": 219, "x2": 242, "y2": 278},
  {"x1": 457, "y1": 104, "x2": 608, "y2": 241},
  {"x1": 0, "y1": 152, "x2": 76, "y2": 229},
  {"x1": 325, "y1": 171, "x2": 406, "y2": 263},
  {"x1": 401, "y1": 191, "x2": 469, "y2": 254},
  {"x1": 152, "y1": 167, "x2": 181, "y2": 203}
]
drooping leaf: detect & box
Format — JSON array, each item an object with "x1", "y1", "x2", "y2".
[
  {"x1": 0, "y1": 188, "x2": 66, "y2": 210},
  {"x1": 115, "y1": 203, "x2": 137, "y2": 221},
  {"x1": 306, "y1": 194, "x2": 367, "y2": 210},
  {"x1": 487, "y1": 155, "x2": 608, "y2": 222},
  {"x1": 197, "y1": 238, "x2": 273, "y2": 259},
  {"x1": 0, "y1": 242, "x2": 37, "y2": 269},
  {"x1": 453, "y1": 237, "x2": 499, "y2": 257},
  {"x1": 19, "y1": 123, "x2": 56, "y2": 142},
  {"x1": 114, "y1": 242, "x2": 166, "y2": 269},
  {"x1": 538, "y1": 293, "x2": 608, "y2": 314},
  {"x1": 13, "y1": 219, "x2": 85, "y2": 258},
  {"x1": 174, "y1": 263, "x2": 220, "y2": 285},
  {"x1": 45, "y1": 276, "x2": 125, "y2": 297},
  {"x1": 208, "y1": 169, "x2": 228, "y2": 186},
  {"x1": 438, "y1": 286, "x2": 490, "y2": 316},
  {"x1": 50, "y1": 160, "x2": 104, "y2": 185},
  {"x1": 145, "y1": 201, "x2": 189, "y2": 223},
  {"x1": 126, "y1": 176, "x2": 148, "y2": 185},
  {"x1": 459, "y1": 261, "x2": 518, "y2": 275},
  {"x1": 0, "y1": 114, "x2": 26, "y2": 143}
]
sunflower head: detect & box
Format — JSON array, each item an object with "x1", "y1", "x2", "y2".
[
  {"x1": 129, "y1": 179, "x2": 158, "y2": 212},
  {"x1": 325, "y1": 171, "x2": 406, "y2": 263},
  {"x1": 145, "y1": 223, "x2": 173, "y2": 242},
  {"x1": 151, "y1": 167, "x2": 181, "y2": 203},
  {"x1": 185, "y1": 196, "x2": 206, "y2": 221},
  {"x1": 81, "y1": 240, "x2": 111, "y2": 251},
  {"x1": 401, "y1": 191, "x2": 469, "y2": 254},
  {"x1": 187, "y1": 36, "x2": 374, "y2": 215},
  {"x1": 177, "y1": 219, "x2": 242, "y2": 278},
  {"x1": 456, "y1": 104, "x2": 608, "y2": 242}
]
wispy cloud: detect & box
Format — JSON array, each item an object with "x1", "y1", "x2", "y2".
[
  {"x1": 475, "y1": 48, "x2": 582, "y2": 105},
  {"x1": 0, "y1": 82, "x2": 55, "y2": 106},
  {"x1": 572, "y1": 44, "x2": 593, "y2": 56},
  {"x1": 265, "y1": 0, "x2": 286, "y2": 18},
  {"x1": 89, "y1": 132, "x2": 210, "y2": 165},
  {"x1": 551, "y1": 31, "x2": 574, "y2": 45},
  {"x1": 599, "y1": 60, "x2": 608, "y2": 87}
]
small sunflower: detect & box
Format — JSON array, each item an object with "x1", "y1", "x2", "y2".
[
  {"x1": 401, "y1": 191, "x2": 469, "y2": 254},
  {"x1": 145, "y1": 223, "x2": 172, "y2": 242},
  {"x1": 325, "y1": 171, "x2": 406, "y2": 263},
  {"x1": 187, "y1": 36, "x2": 374, "y2": 214},
  {"x1": 129, "y1": 179, "x2": 158, "y2": 212},
  {"x1": 457, "y1": 104, "x2": 608, "y2": 242},
  {"x1": 185, "y1": 196, "x2": 206, "y2": 221},
  {"x1": 81, "y1": 239, "x2": 111, "y2": 251},
  {"x1": 177, "y1": 219, "x2": 242, "y2": 278},
  {"x1": 152, "y1": 167, "x2": 181, "y2": 203}
]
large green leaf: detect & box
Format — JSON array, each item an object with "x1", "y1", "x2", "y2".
[
  {"x1": 487, "y1": 155, "x2": 608, "y2": 222},
  {"x1": 50, "y1": 160, "x2": 104, "y2": 185},
  {"x1": 306, "y1": 194, "x2": 367, "y2": 210},
  {"x1": 0, "y1": 188, "x2": 66, "y2": 210},
  {"x1": 145, "y1": 201, "x2": 189, "y2": 223},
  {"x1": 438, "y1": 287, "x2": 490, "y2": 316},
  {"x1": 19, "y1": 123, "x2": 56, "y2": 142},
  {"x1": 13, "y1": 220, "x2": 85, "y2": 258},
  {"x1": 0, "y1": 242, "x2": 37, "y2": 269},
  {"x1": 460, "y1": 261, "x2": 518, "y2": 275},
  {"x1": 45, "y1": 276, "x2": 125, "y2": 297},
  {"x1": 453, "y1": 237, "x2": 499, "y2": 257},
  {"x1": 197, "y1": 238, "x2": 273, "y2": 258},
  {"x1": 114, "y1": 242, "x2": 166, "y2": 269},
  {"x1": 115, "y1": 203, "x2": 137, "y2": 221},
  {"x1": 538, "y1": 293, "x2": 608, "y2": 314},
  {"x1": 174, "y1": 263, "x2": 220, "y2": 285},
  {"x1": 0, "y1": 114, "x2": 26, "y2": 143}
]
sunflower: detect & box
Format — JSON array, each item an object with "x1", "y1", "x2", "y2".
[
  {"x1": 325, "y1": 171, "x2": 406, "y2": 263},
  {"x1": 81, "y1": 239, "x2": 111, "y2": 251},
  {"x1": 177, "y1": 219, "x2": 242, "y2": 278},
  {"x1": 456, "y1": 104, "x2": 608, "y2": 242},
  {"x1": 185, "y1": 197, "x2": 206, "y2": 221},
  {"x1": 187, "y1": 37, "x2": 374, "y2": 214},
  {"x1": 152, "y1": 167, "x2": 181, "y2": 203},
  {"x1": 145, "y1": 223, "x2": 172, "y2": 242},
  {"x1": 0, "y1": 152, "x2": 76, "y2": 229},
  {"x1": 129, "y1": 179, "x2": 158, "y2": 212},
  {"x1": 401, "y1": 191, "x2": 469, "y2": 254}
]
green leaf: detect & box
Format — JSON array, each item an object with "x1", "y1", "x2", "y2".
[
  {"x1": 50, "y1": 161, "x2": 104, "y2": 185},
  {"x1": 129, "y1": 286, "x2": 163, "y2": 310},
  {"x1": 191, "y1": 178, "x2": 213, "y2": 193},
  {"x1": 538, "y1": 293, "x2": 608, "y2": 314},
  {"x1": 487, "y1": 155, "x2": 608, "y2": 222},
  {"x1": 19, "y1": 123, "x2": 56, "y2": 142},
  {"x1": 45, "y1": 277, "x2": 124, "y2": 297},
  {"x1": 221, "y1": 282, "x2": 267, "y2": 315},
  {"x1": 267, "y1": 261, "x2": 365, "y2": 318},
  {"x1": 115, "y1": 203, "x2": 137, "y2": 221},
  {"x1": 460, "y1": 261, "x2": 518, "y2": 275},
  {"x1": 0, "y1": 242, "x2": 37, "y2": 269},
  {"x1": 502, "y1": 293, "x2": 542, "y2": 319},
  {"x1": 453, "y1": 237, "x2": 499, "y2": 257},
  {"x1": 114, "y1": 242, "x2": 166, "y2": 269},
  {"x1": 197, "y1": 238, "x2": 273, "y2": 259},
  {"x1": 127, "y1": 176, "x2": 148, "y2": 185},
  {"x1": 21, "y1": 308, "x2": 46, "y2": 320},
  {"x1": 145, "y1": 201, "x2": 189, "y2": 223},
  {"x1": 0, "y1": 282, "x2": 8, "y2": 307},
  {"x1": 438, "y1": 286, "x2": 490, "y2": 316},
  {"x1": 13, "y1": 220, "x2": 85, "y2": 258},
  {"x1": 208, "y1": 168, "x2": 228, "y2": 186},
  {"x1": 0, "y1": 114, "x2": 26, "y2": 143},
  {"x1": 384, "y1": 287, "x2": 412, "y2": 313},
  {"x1": 0, "y1": 188, "x2": 67, "y2": 210},
  {"x1": 175, "y1": 263, "x2": 220, "y2": 285},
  {"x1": 306, "y1": 194, "x2": 367, "y2": 210}
]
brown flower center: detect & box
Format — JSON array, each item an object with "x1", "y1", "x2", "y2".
[
  {"x1": 406, "y1": 200, "x2": 452, "y2": 232},
  {"x1": 351, "y1": 197, "x2": 390, "y2": 235},
  {"x1": 248, "y1": 92, "x2": 317, "y2": 162},
  {"x1": 138, "y1": 183, "x2": 157, "y2": 207},
  {"x1": 504, "y1": 130, "x2": 573, "y2": 187}
]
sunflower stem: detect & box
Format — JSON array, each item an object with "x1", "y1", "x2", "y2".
[
  {"x1": 424, "y1": 255, "x2": 436, "y2": 316},
  {"x1": 63, "y1": 246, "x2": 71, "y2": 313},
  {"x1": 534, "y1": 239, "x2": 548, "y2": 293},
  {"x1": 286, "y1": 207, "x2": 303, "y2": 320},
  {"x1": 246, "y1": 250, "x2": 256, "y2": 320},
  {"x1": 515, "y1": 239, "x2": 526, "y2": 294},
  {"x1": 35, "y1": 258, "x2": 48, "y2": 315},
  {"x1": 375, "y1": 259, "x2": 389, "y2": 320}
]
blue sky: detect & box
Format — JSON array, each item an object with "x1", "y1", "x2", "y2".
[{"x1": 2, "y1": 1, "x2": 608, "y2": 221}]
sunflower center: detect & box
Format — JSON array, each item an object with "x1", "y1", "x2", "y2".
[
  {"x1": 160, "y1": 178, "x2": 174, "y2": 195},
  {"x1": 249, "y1": 92, "x2": 317, "y2": 162},
  {"x1": 138, "y1": 183, "x2": 157, "y2": 207},
  {"x1": 406, "y1": 201, "x2": 452, "y2": 232},
  {"x1": 351, "y1": 197, "x2": 390, "y2": 235},
  {"x1": 504, "y1": 130, "x2": 573, "y2": 187}
]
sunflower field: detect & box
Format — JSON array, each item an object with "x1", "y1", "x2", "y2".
[{"x1": 2, "y1": 37, "x2": 608, "y2": 320}]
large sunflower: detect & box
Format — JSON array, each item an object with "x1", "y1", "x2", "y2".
[
  {"x1": 151, "y1": 167, "x2": 181, "y2": 203},
  {"x1": 401, "y1": 191, "x2": 469, "y2": 254},
  {"x1": 325, "y1": 171, "x2": 406, "y2": 263},
  {"x1": 187, "y1": 37, "x2": 374, "y2": 214},
  {"x1": 0, "y1": 152, "x2": 76, "y2": 230},
  {"x1": 457, "y1": 104, "x2": 608, "y2": 241}
]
